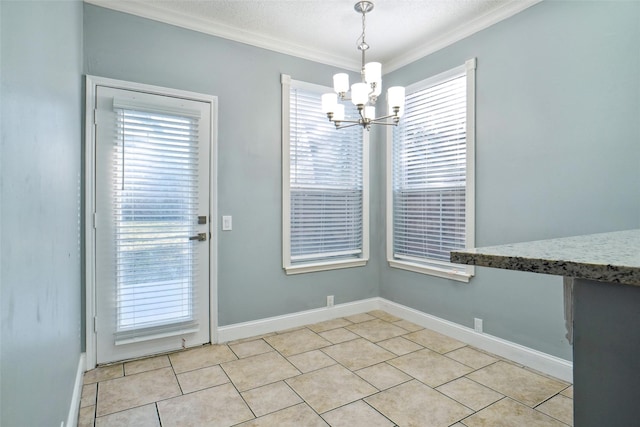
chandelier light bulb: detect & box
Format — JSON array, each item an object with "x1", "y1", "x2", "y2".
[
  {"x1": 333, "y1": 73, "x2": 350, "y2": 94},
  {"x1": 364, "y1": 62, "x2": 381, "y2": 84},
  {"x1": 322, "y1": 93, "x2": 338, "y2": 114},
  {"x1": 387, "y1": 86, "x2": 405, "y2": 114},
  {"x1": 333, "y1": 104, "x2": 345, "y2": 121},
  {"x1": 351, "y1": 83, "x2": 369, "y2": 106},
  {"x1": 364, "y1": 106, "x2": 376, "y2": 120}
]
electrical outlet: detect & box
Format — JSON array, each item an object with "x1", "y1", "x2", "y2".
[
  {"x1": 474, "y1": 318, "x2": 483, "y2": 333},
  {"x1": 327, "y1": 295, "x2": 334, "y2": 307}
]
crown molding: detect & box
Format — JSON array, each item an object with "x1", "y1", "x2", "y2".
[
  {"x1": 384, "y1": 0, "x2": 542, "y2": 73},
  {"x1": 85, "y1": 0, "x2": 541, "y2": 73},
  {"x1": 84, "y1": 0, "x2": 361, "y2": 71}
]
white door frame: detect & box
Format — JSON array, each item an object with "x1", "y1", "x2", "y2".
[{"x1": 84, "y1": 75, "x2": 218, "y2": 369}]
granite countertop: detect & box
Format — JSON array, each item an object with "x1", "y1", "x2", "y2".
[{"x1": 450, "y1": 229, "x2": 640, "y2": 286}]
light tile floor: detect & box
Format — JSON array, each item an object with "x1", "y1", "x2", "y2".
[{"x1": 79, "y1": 310, "x2": 573, "y2": 426}]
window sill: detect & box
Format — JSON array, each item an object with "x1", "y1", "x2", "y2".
[
  {"x1": 388, "y1": 259, "x2": 473, "y2": 283},
  {"x1": 284, "y1": 258, "x2": 368, "y2": 275}
]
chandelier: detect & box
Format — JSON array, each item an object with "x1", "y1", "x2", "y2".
[{"x1": 321, "y1": 1, "x2": 405, "y2": 131}]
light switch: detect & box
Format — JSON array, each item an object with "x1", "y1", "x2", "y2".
[{"x1": 222, "y1": 215, "x2": 232, "y2": 231}]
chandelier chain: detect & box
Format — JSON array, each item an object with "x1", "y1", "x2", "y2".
[{"x1": 356, "y1": 6, "x2": 369, "y2": 53}]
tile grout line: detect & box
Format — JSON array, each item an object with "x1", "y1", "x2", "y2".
[
  {"x1": 219, "y1": 359, "x2": 259, "y2": 422},
  {"x1": 533, "y1": 393, "x2": 574, "y2": 426},
  {"x1": 154, "y1": 402, "x2": 163, "y2": 427}
]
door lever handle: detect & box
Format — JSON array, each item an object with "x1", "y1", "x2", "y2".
[{"x1": 189, "y1": 233, "x2": 207, "y2": 242}]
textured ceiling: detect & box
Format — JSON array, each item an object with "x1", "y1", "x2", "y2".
[{"x1": 85, "y1": 0, "x2": 540, "y2": 71}]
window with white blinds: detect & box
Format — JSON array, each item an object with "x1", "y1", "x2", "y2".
[
  {"x1": 387, "y1": 60, "x2": 475, "y2": 281},
  {"x1": 282, "y1": 75, "x2": 369, "y2": 274},
  {"x1": 113, "y1": 104, "x2": 200, "y2": 340}
]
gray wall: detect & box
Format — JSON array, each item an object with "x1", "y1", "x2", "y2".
[
  {"x1": 379, "y1": 0, "x2": 640, "y2": 360},
  {"x1": 83, "y1": 4, "x2": 380, "y2": 328},
  {"x1": 0, "y1": 1, "x2": 83, "y2": 425}
]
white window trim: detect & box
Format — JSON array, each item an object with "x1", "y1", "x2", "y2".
[
  {"x1": 386, "y1": 59, "x2": 476, "y2": 282},
  {"x1": 282, "y1": 74, "x2": 369, "y2": 275}
]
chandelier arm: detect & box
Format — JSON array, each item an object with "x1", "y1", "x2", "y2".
[
  {"x1": 367, "y1": 121, "x2": 398, "y2": 126},
  {"x1": 369, "y1": 113, "x2": 398, "y2": 122},
  {"x1": 335, "y1": 122, "x2": 364, "y2": 130},
  {"x1": 333, "y1": 119, "x2": 364, "y2": 125}
]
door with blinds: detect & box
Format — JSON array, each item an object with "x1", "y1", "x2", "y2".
[{"x1": 94, "y1": 85, "x2": 212, "y2": 364}]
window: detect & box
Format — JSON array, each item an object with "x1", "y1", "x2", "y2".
[
  {"x1": 387, "y1": 59, "x2": 476, "y2": 282},
  {"x1": 282, "y1": 74, "x2": 369, "y2": 274}
]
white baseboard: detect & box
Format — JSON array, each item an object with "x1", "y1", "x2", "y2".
[
  {"x1": 216, "y1": 297, "x2": 573, "y2": 383},
  {"x1": 217, "y1": 298, "x2": 380, "y2": 343},
  {"x1": 66, "y1": 352, "x2": 86, "y2": 427},
  {"x1": 378, "y1": 299, "x2": 573, "y2": 383}
]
